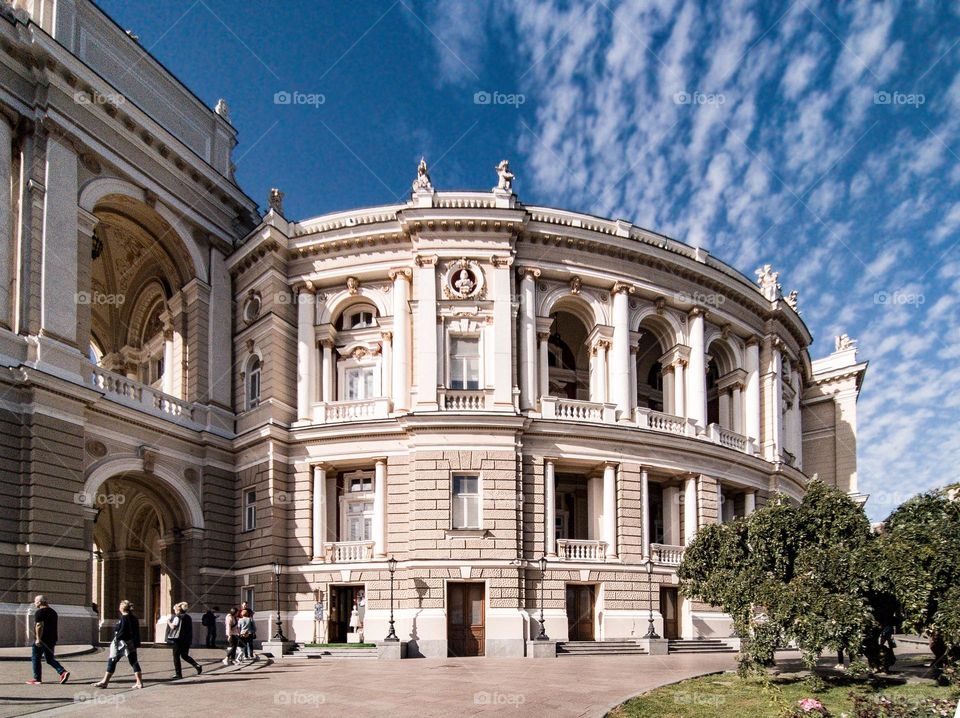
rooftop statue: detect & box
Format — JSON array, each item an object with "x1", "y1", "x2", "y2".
[
  {"x1": 412, "y1": 157, "x2": 434, "y2": 193},
  {"x1": 494, "y1": 159, "x2": 514, "y2": 191}
]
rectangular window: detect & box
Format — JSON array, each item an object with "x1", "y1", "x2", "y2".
[
  {"x1": 346, "y1": 500, "x2": 374, "y2": 541},
  {"x1": 450, "y1": 337, "x2": 480, "y2": 390},
  {"x1": 452, "y1": 474, "x2": 480, "y2": 529},
  {"x1": 243, "y1": 489, "x2": 256, "y2": 532},
  {"x1": 345, "y1": 367, "x2": 376, "y2": 400},
  {"x1": 350, "y1": 310, "x2": 374, "y2": 329},
  {"x1": 241, "y1": 586, "x2": 254, "y2": 612}
]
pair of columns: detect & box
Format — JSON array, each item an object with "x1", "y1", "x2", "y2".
[
  {"x1": 311, "y1": 460, "x2": 388, "y2": 558},
  {"x1": 543, "y1": 459, "x2": 618, "y2": 558}
]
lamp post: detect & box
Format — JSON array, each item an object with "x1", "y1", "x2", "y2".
[
  {"x1": 644, "y1": 559, "x2": 660, "y2": 639},
  {"x1": 384, "y1": 556, "x2": 398, "y2": 642},
  {"x1": 273, "y1": 560, "x2": 287, "y2": 641},
  {"x1": 535, "y1": 555, "x2": 549, "y2": 640}
]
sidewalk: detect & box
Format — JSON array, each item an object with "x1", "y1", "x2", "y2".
[{"x1": 0, "y1": 647, "x2": 96, "y2": 662}]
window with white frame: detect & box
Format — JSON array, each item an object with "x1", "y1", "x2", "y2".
[
  {"x1": 246, "y1": 356, "x2": 261, "y2": 410},
  {"x1": 243, "y1": 489, "x2": 256, "y2": 532},
  {"x1": 339, "y1": 471, "x2": 374, "y2": 542},
  {"x1": 241, "y1": 586, "x2": 254, "y2": 612},
  {"x1": 450, "y1": 336, "x2": 480, "y2": 390},
  {"x1": 339, "y1": 305, "x2": 377, "y2": 331},
  {"x1": 344, "y1": 366, "x2": 376, "y2": 400},
  {"x1": 452, "y1": 474, "x2": 480, "y2": 529}
]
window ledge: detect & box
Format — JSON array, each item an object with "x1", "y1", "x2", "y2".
[{"x1": 444, "y1": 528, "x2": 489, "y2": 539}]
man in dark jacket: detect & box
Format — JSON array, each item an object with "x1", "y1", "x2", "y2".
[
  {"x1": 201, "y1": 608, "x2": 218, "y2": 648},
  {"x1": 167, "y1": 602, "x2": 202, "y2": 679}
]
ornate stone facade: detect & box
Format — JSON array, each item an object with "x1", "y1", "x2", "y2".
[{"x1": 0, "y1": 0, "x2": 867, "y2": 655}]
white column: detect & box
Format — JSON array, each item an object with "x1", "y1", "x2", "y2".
[
  {"x1": 593, "y1": 341, "x2": 608, "y2": 403},
  {"x1": 312, "y1": 465, "x2": 326, "y2": 559},
  {"x1": 390, "y1": 268, "x2": 411, "y2": 411},
  {"x1": 769, "y1": 347, "x2": 784, "y2": 461},
  {"x1": 162, "y1": 326, "x2": 175, "y2": 395},
  {"x1": 686, "y1": 309, "x2": 706, "y2": 426},
  {"x1": 587, "y1": 477, "x2": 602, "y2": 540},
  {"x1": 381, "y1": 332, "x2": 392, "y2": 399},
  {"x1": 663, "y1": 486, "x2": 680, "y2": 544},
  {"x1": 629, "y1": 345, "x2": 638, "y2": 414},
  {"x1": 413, "y1": 256, "x2": 438, "y2": 409},
  {"x1": 492, "y1": 260, "x2": 514, "y2": 407},
  {"x1": 602, "y1": 463, "x2": 617, "y2": 558},
  {"x1": 683, "y1": 476, "x2": 698, "y2": 545},
  {"x1": 296, "y1": 288, "x2": 315, "y2": 421},
  {"x1": 718, "y1": 390, "x2": 730, "y2": 429},
  {"x1": 373, "y1": 459, "x2": 387, "y2": 557},
  {"x1": 745, "y1": 339, "x2": 761, "y2": 443},
  {"x1": 321, "y1": 340, "x2": 334, "y2": 402},
  {"x1": 41, "y1": 134, "x2": 79, "y2": 345},
  {"x1": 518, "y1": 268, "x2": 538, "y2": 410},
  {"x1": 716, "y1": 482, "x2": 724, "y2": 523},
  {"x1": 544, "y1": 458, "x2": 556, "y2": 556},
  {"x1": 0, "y1": 115, "x2": 13, "y2": 330},
  {"x1": 537, "y1": 330, "x2": 550, "y2": 401},
  {"x1": 731, "y1": 384, "x2": 743, "y2": 434},
  {"x1": 611, "y1": 284, "x2": 632, "y2": 417},
  {"x1": 640, "y1": 467, "x2": 650, "y2": 560},
  {"x1": 661, "y1": 367, "x2": 675, "y2": 414},
  {"x1": 674, "y1": 362, "x2": 686, "y2": 417},
  {"x1": 744, "y1": 490, "x2": 756, "y2": 516}
]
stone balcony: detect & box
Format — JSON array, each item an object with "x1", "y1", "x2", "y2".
[
  {"x1": 556, "y1": 539, "x2": 607, "y2": 562},
  {"x1": 90, "y1": 365, "x2": 205, "y2": 430},
  {"x1": 312, "y1": 397, "x2": 391, "y2": 423},
  {"x1": 651, "y1": 543, "x2": 685, "y2": 566},
  {"x1": 540, "y1": 396, "x2": 616, "y2": 423},
  {"x1": 438, "y1": 387, "x2": 495, "y2": 411},
  {"x1": 323, "y1": 540, "x2": 375, "y2": 563}
]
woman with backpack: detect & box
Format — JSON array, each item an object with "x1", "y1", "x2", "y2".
[
  {"x1": 93, "y1": 600, "x2": 143, "y2": 689},
  {"x1": 237, "y1": 608, "x2": 257, "y2": 662}
]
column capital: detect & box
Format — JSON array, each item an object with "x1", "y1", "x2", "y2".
[
  {"x1": 659, "y1": 343, "x2": 691, "y2": 368},
  {"x1": 745, "y1": 335, "x2": 761, "y2": 348},
  {"x1": 517, "y1": 266, "x2": 541, "y2": 280},
  {"x1": 543, "y1": 456, "x2": 558, "y2": 465},
  {"x1": 414, "y1": 254, "x2": 438, "y2": 267},
  {"x1": 388, "y1": 267, "x2": 412, "y2": 281},
  {"x1": 611, "y1": 281, "x2": 635, "y2": 295},
  {"x1": 688, "y1": 306, "x2": 707, "y2": 319}
]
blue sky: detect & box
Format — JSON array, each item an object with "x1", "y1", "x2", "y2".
[{"x1": 97, "y1": 0, "x2": 960, "y2": 521}]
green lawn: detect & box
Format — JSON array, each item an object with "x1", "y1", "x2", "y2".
[{"x1": 610, "y1": 672, "x2": 959, "y2": 717}]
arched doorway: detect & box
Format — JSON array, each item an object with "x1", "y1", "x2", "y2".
[
  {"x1": 87, "y1": 468, "x2": 202, "y2": 642},
  {"x1": 548, "y1": 310, "x2": 591, "y2": 400}
]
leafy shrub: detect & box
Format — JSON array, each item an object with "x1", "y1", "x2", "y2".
[{"x1": 849, "y1": 693, "x2": 958, "y2": 717}]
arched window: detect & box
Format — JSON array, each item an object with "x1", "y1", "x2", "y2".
[
  {"x1": 548, "y1": 311, "x2": 590, "y2": 400},
  {"x1": 333, "y1": 301, "x2": 382, "y2": 402},
  {"x1": 246, "y1": 356, "x2": 261, "y2": 410}
]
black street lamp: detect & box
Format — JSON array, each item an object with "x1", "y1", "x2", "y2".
[
  {"x1": 644, "y1": 559, "x2": 660, "y2": 639},
  {"x1": 535, "y1": 555, "x2": 549, "y2": 640},
  {"x1": 273, "y1": 560, "x2": 287, "y2": 641},
  {"x1": 384, "y1": 556, "x2": 398, "y2": 642}
]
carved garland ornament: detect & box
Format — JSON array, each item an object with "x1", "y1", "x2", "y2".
[{"x1": 442, "y1": 258, "x2": 485, "y2": 300}]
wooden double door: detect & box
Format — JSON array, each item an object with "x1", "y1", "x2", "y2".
[
  {"x1": 447, "y1": 582, "x2": 485, "y2": 657},
  {"x1": 660, "y1": 586, "x2": 680, "y2": 639},
  {"x1": 328, "y1": 585, "x2": 364, "y2": 643},
  {"x1": 566, "y1": 584, "x2": 596, "y2": 641}
]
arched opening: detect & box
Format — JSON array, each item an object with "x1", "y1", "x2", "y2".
[
  {"x1": 86, "y1": 192, "x2": 196, "y2": 400},
  {"x1": 88, "y1": 472, "x2": 199, "y2": 643},
  {"x1": 547, "y1": 310, "x2": 590, "y2": 400},
  {"x1": 706, "y1": 338, "x2": 743, "y2": 431},
  {"x1": 635, "y1": 332, "x2": 666, "y2": 412},
  {"x1": 245, "y1": 355, "x2": 262, "y2": 410},
  {"x1": 332, "y1": 300, "x2": 383, "y2": 401},
  {"x1": 706, "y1": 358, "x2": 721, "y2": 425}
]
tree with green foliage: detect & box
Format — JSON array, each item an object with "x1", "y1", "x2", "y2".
[
  {"x1": 878, "y1": 489, "x2": 960, "y2": 681},
  {"x1": 679, "y1": 480, "x2": 896, "y2": 673}
]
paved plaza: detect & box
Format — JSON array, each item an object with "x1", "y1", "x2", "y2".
[{"x1": 0, "y1": 646, "x2": 738, "y2": 717}]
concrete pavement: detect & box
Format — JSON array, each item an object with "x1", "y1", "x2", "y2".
[{"x1": 0, "y1": 645, "x2": 738, "y2": 718}]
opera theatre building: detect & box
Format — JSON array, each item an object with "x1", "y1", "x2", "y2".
[{"x1": 0, "y1": 0, "x2": 866, "y2": 658}]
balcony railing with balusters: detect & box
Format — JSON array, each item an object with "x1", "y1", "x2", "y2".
[
  {"x1": 556, "y1": 539, "x2": 607, "y2": 562},
  {"x1": 439, "y1": 388, "x2": 494, "y2": 411},
  {"x1": 90, "y1": 365, "x2": 198, "y2": 427},
  {"x1": 635, "y1": 407, "x2": 697, "y2": 436},
  {"x1": 323, "y1": 540, "x2": 375, "y2": 563},
  {"x1": 313, "y1": 397, "x2": 391, "y2": 423},
  {"x1": 541, "y1": 396, "x2": 617, "y2": 423},
  {"x1": 650, "y1": 543, "x2": 685, "y2": 566}
]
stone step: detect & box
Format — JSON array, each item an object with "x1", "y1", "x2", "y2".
[
  {"x1": 667, "y1": 639, "x2": 737, "y2": 653},
  {"x1": 292, "y1": 645, "x2": 378, "y2": 659},
  {"x1": 556, "y1": 641, "x2": 648, "y2": 656}
]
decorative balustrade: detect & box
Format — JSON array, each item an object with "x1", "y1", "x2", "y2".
[
  {"x1": 706, "y1": 423, "x2": 755, "y2": 455},
  {"x1": 316, "y1": 398, "x2": 391, "y2": 423},
  {"x1": 556, "y1": 539, "x2": 607, "y2": 562},
  {"x1": 440, "y1": 389, "x2": 491, "y2": 411},
  {"x1": 635, "y1": 407, "x2": 696, "y2": 436},
  {"x1": 541, "y1": 396, "x2": 616, "y2": 423},
  {"x1": 324, "y1": 541, "x2": 375, "y2": 563},
  {"x1": 90, "y1": 366, "x2": 196, "y2": 424},
  {"x1": 651, "y1": 543, "x2": 685, "y2": 566}
]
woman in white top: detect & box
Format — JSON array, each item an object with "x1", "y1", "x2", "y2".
[{"x1": 222, "y1": 607, "x2": 240, "y2": 665}]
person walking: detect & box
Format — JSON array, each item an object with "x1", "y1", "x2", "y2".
[
  {"x1": 166, "y1": 602, "x2": 202, "y2": 679},
  {"x1": 26, "y1": 595, "x2": 69, "y2": 685},
  {"x1": 201, "y1": 607, "x2": 218, "y2": 648},
  {"x1": 237, "y1": 608, "x2": 257, "y2": 661},
  {"x1": 222, "y1": 607, "x2": 240, "y2": 665},
  {"x1": 93, "y1": 600, "x2": 143, "y2": 689}
]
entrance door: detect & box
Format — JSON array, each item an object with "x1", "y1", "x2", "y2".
[
  {"x1": 447, "y1": 582, "x2": 485, "y2": 657},
  {"x1": 660, "y1": 586, "x2": 680, "y2": 639},
  {"x1": 566, "y1": 584, "x2": 595, "y2": 641},
  {"x1": 150, "y1": 565, "x2": 161, "y2": 641},
  {"x1": 328, "y1": 585, "x2": 365, "y2": 643}
]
